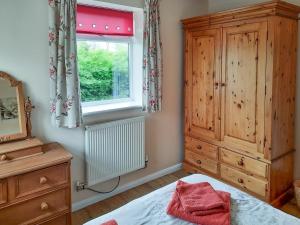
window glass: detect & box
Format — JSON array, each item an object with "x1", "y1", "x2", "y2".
[{"x1": 77, "y1": 39, "x2": 130, "y2": 103}]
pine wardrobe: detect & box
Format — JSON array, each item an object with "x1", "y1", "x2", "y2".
[{"x1": 182, "y1": 1, "x2": 300, "y2": 206}]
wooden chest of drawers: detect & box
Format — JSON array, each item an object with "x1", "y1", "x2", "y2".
[{"x1": 0, "y1": 142, "x2": 72, "y2": 225}]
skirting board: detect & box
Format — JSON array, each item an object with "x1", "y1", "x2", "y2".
[{"x1": 72, "y1": 163, "x2": 183, "y2": 212}]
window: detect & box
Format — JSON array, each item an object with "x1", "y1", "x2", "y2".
[
  {"x1": 76, "y1": 3, "x2": 143, "y2": 115},
  {"x1": 77, "y1": 37, "x2": 131, "y2": 103}
]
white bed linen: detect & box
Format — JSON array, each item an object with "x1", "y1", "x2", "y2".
[{"x1": 84, "y1": 174, "x2": 300, "y2": 225}]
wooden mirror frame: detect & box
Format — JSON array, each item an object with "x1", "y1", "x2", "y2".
[{"x1": 0, "y1": 72, "x2": 27, "y2": 143}]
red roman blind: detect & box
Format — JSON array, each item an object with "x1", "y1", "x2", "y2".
[{"x1": 76, "y1": 5, "x2": 134, "y2": 36}]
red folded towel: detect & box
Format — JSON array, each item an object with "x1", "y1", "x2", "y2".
[
  {"x1": 176, "y1": 180, "x2": 227, "y2": 215},
  {"x1": 100, "y1": 219, "x2": 118, "y2": 225},
  {"x1": 167, "y1": 181, "x2": 231, "y2": 225}
]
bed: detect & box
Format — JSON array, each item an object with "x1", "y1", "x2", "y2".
[{"x1": 84, "y1": 174, "x2": 300, "y2": 225}]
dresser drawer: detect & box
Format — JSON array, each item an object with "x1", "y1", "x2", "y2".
[
  {"x1": 0, "y1": 146, "x2": 42, "y2": 163},
  {"x1": 0, "y1": 188, "x2": 69, "y2": 225},
  {"x1": 39, "y1": 214, "x2": 70, "y2": 225},
  {"x1": 10, "y1": 163, "x2": 68, "y2": 200},
  {"x1": 220, "y1": 148, "x2": 268, "y2": 178},
  {"x1": 220, "y1": 164, "x2": 267, "y2": 197},
  {"x1": 185, "y1": 150, "x2": 218, "y2": 174},
  {"x1": 0, "y1": 180, "x2": 7, "y2": 206},
  {"x1": 185, "y1": 137, "x2": 218, "y2": 159}
]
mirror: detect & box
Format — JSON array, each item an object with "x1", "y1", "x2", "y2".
[{"x1": 0, "y1": 72, "x2": 27, "y2": 143}]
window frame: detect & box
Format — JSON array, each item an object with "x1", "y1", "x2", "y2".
[
  {"x1": 77, "y1": 34, "x2": 134, "y2": 107},
  {"x1": 77, "y1": 0, "x2": 144, "y2": 116}
]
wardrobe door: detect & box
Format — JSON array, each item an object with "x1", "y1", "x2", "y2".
[
  {"x1": 185, "y1": 29, "x2": 221, "y2": 141},
  {"x1": 221, "y1": 22, "x2": 267, "y2": 158}
]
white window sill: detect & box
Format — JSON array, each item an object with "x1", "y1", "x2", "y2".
[{"x1": 82, "y1": 101, "x2": 143, "y2": 117}]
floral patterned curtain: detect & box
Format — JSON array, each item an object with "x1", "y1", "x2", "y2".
[
  {"x1": 48, "y1": 0, "x2": 82, "y2": 128},
  {"x1": 143, "y1": 0, "x2": 163, "y2": 112}
]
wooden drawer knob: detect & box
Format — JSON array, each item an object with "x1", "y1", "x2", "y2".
[
  {"x1": 196, "y1": 145, "x2": 202, "y2": 150},
  {"x1": 238, "y1": 178, "x2": 244, "y2": 184},
  {"x1": 40, "y1": 202, "x2": 49, "y2": 211},
  {"x1": 0, "y1": 155, "x2": 7, "y2": 161},
  {"x1": 196, "y1": 160, "x2": 202, "y2": 165},
  {"x1": 40, "y1": 177, "x2": 48, "y2": 184},
  {"x1": 237, "y1": 159, "x2": 244, "y2": 166}
]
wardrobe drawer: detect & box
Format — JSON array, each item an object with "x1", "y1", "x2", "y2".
[
  {"x1": 220, "y1": 148, "x2": 268, "y2": 178},
  {"x1": 185, "y1": 150, "x2": 218, "y2": 174},
  {"x1": 39, "y1": 214, "x2": 70, "y2": 225},
  {"x1": 0, "y1": 180, "x2": 7, "y2": 206},
  {"x1": 185, "y1": 137, "x2": 218, "y2": 159},
  {"x1": 10, "y1": 163, "x2": 68, "y2": 200},
  {"x1": 220, "y1": 164, "x2": 267, "y2": 197},
  {"x1": 0, "y1": 188, "x2": 69, "y2": 225}
]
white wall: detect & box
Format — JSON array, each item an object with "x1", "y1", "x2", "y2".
[
  {"x1": 208, "y1": 0, "x2": 265, "y2": 12},
  {"x1": 208, "y1": 0, "x2": 300, "y2": 179},
  {"x1": 0, "y1": 0, "x2": 208, "y2": 206}
]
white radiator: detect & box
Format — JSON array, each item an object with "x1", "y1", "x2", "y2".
[{"x1": 85, "y1": 116, "x2": 145, "y2": 186}]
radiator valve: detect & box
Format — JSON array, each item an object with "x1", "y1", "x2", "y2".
[{"x1": 75, "y1": 181, "x2": 86, "y2": 192}]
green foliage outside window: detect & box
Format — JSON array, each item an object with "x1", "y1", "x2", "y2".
[{"x1": 77, "y1": 41, "x2": 130, "y2": 103}]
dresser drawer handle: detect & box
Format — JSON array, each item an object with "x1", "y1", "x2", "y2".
[
  {"x1": 237, "y1": 159, "x2": 244, "y2": 166},
  {"x1": 0, "y1": 154, "x2": 7, "y2": 161},
  {"x1": 40, "y1": 202, "x2": 49, "y2": 211},
  {"x1": 196, "y1": 145, "x2": 202, "y2": 150},
  {"x1": 40, "y1": 177, "x2": 48, "y2": 185},
  {"x1": 238, "y1": 178, "x2": 244, "y2": 184},
  {"x1": 196, "y1": 160, "x2": 202, "y2": 165}
]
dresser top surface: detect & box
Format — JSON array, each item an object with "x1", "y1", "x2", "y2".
[{"x1": 0, "y1": 143, "x2": 72, "y2": 179}]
